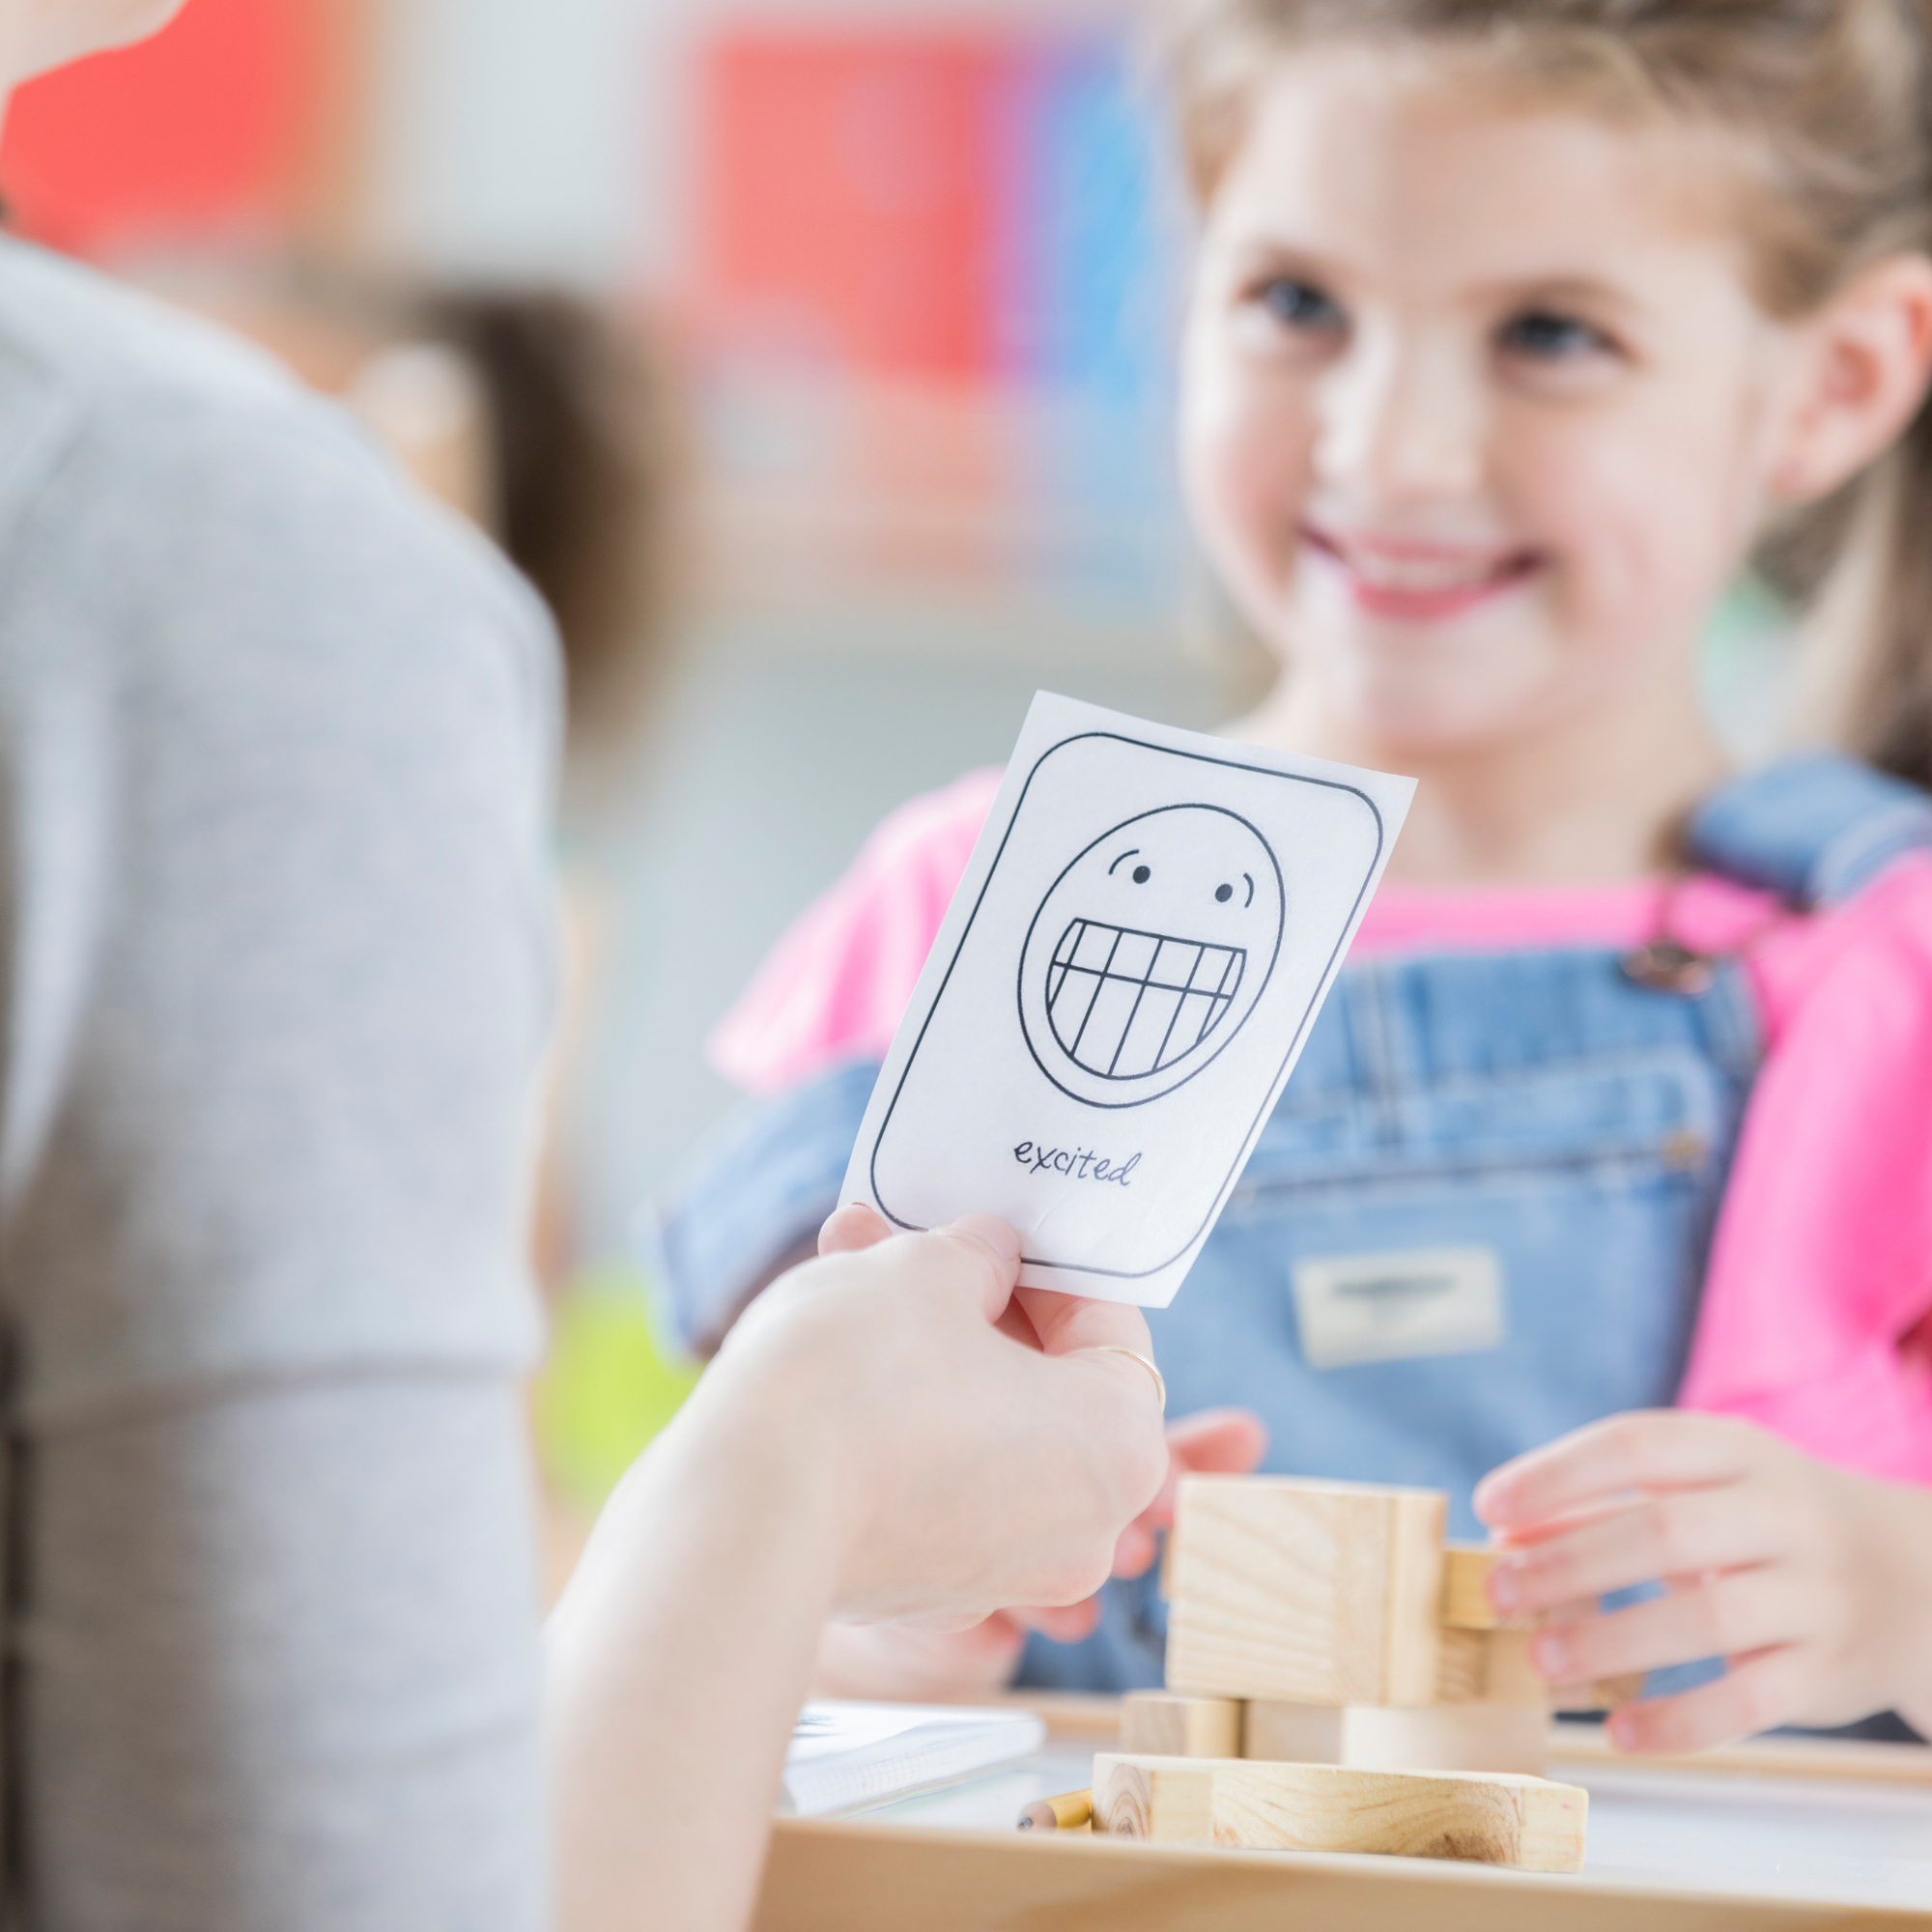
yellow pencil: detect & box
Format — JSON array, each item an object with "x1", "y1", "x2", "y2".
[{"x1": 1017, "y1": 1787, "x2": 1093, "y2": 1832}]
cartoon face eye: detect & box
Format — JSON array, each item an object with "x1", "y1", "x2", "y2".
[
  {"x1": 1214, "y1": 883, "x2": 1232, "y2": 903},
  {"x1": 1133, "y1": 865, "x2": 1151, "y2": 884}
]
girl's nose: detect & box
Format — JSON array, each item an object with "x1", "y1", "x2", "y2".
[{"x1": 1316, "y1": 330, "x2": 1487, "y2": 504}]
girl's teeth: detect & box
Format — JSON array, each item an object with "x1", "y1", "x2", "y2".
[{"x1": 1345, "y1": 552, "x2": 1504, "y2": 593}]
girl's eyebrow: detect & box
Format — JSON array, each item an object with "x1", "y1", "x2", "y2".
[
  {"x1": 1465, "y1": 272, "x2": 1644, "y2": 321},
  {"x1": 1217, "y1": 233, "x2": 1355, "y2": 275}
]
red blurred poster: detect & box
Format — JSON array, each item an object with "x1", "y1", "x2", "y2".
[
  {"x1": 700, "y1": 31, "x2": 1002, "y2": 382},
  {"x1": 0, "y1": 0, "x2": 345, "y2": 258}
]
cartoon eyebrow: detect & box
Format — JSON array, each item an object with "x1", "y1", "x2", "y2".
[
  {"x1": 1107, "y1": 848, "x2": 1142, "y2": 875},
  {"x1": 1242, "y1": 872, "x2": 1255, "y2": 907}
]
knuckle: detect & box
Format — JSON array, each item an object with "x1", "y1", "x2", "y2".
[
  {"x1": 1689, "y1": 1584, "x2": 1739, "y2": 1654},
  {"x1": 1127, "y1": 1428, "x2": 1170, "y2": 1504},
  {"x1": 1065, "y1": 1546, "x2": 1114, "y2": 1604},
  {"x1": 1529, "y1": 1549, "x2": 1580, "y2": 1605},
  {"x1": 1603, "y1": 1412, "x2": 1654, "y2": 1467},
  {"x1": 1649, "y1": 1498, "x2": 1703, "y2": 1573}
]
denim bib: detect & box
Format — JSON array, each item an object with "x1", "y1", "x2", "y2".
[{"x1": 649, "y1": 754, "x2": 1932, "y2": 1691}]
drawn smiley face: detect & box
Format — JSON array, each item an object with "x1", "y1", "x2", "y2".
[{"x1": 1018, "y1": 804, "x2": 1285, "y2": 1107}]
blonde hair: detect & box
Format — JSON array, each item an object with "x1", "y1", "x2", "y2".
[{"x1": 1163, "y1": 0, "x2": 1932, "y2": 785}]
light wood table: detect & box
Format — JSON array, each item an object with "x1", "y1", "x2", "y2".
[{"x1": 754, "y1": 1699, "x2": 1932, "y2": 1928}]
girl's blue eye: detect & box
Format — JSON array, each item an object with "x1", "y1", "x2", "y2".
[
  {"x1": 1499, "y1": 311, "x2": 1607, "y2": 360},
  {"x1": 1255, "y1": 278, "x2": 1345, "y2": 334}
]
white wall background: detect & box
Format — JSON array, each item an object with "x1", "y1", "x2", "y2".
[{"x1": 363, "y1": 0, "x2": 1144, "y2": 290}]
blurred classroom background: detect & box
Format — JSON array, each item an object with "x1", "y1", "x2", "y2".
[{"x1": 1, "y1": 0, "x2": 1791, "y2": 1539}]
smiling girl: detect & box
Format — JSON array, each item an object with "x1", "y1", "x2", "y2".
[{"x1": 666, "y1": 0, "x2": 1932, "y2": 1749}]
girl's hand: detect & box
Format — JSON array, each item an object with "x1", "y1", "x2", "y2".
[
  {"x1": 811, "y1": 1406, "x2": 1269, "y2": 1702},
  {"x1": 1474, "y1": 1411, "x2": 1932, "y2": 1753}
]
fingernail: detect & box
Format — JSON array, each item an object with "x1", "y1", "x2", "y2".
[
  {"x1": 1532, "y1": 1632, "x2": 1568, "y2": 1679},
  {"x1": 1489, "y1": 1562, "x2": 1521, "y2": 1611},
  {"x1": 952, "y1": 1213, "x2": 1021, "y2": 1266}
]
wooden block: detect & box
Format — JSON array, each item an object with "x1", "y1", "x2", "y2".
[
  {"x1": 1433, "y1": 1627, "x2": 1546, "y2": 1707},
  {"x1": 1120, "y1": 1691, "x2": 1242, "y2": 1758},
  {"x1": 1240, "y1": 1699, "x2": 1347, "y2": 1763},
  {"x1": 1094, "y1": 1754, "x2": 1588, "y2": 1873},
  {"x1": 1439, "y1": 1544, "x2": 1533, "y2": 1631},
  {"x1": 1092, "y1": 1753, "x2": 1217, "y2": 1844},
  {"x1": 1553, "y1": 1672, "x2": 1646, "y2": 1713},
  {"x1": 1341, "y1": 1702, "x2": 1548, "y2": 1776},
  {"x1": 1164, "y1": 1476, "x2": 1446, "y2": 1707},
  {"x1": 1214, "y1": 1760, "x2": 1587, "y2": 1872}
]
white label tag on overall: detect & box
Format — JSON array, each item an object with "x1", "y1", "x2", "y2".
[
  {"x1": 838, "y1": 692, "x2": 1414, "y2": 1308},
  {"x1": 1292, "y1": 1247, "x2": 1505, "y2": 1370}
]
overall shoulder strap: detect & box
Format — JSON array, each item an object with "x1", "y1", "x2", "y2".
[{"x1": 1687, "y1": 753, "x2": 1932, "y2": 909}]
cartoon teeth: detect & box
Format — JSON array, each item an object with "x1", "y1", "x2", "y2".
[
  {"x1": 1019, "y1": 802, "x2": 1285, "y2": 1108},
  {"x1": 1047, "y1": 920, "x2": 1246, "y2": 1078}
]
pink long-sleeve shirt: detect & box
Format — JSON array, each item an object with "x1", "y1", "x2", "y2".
[{"x1": 712, "y1": 768, "x2": 1932, "y2": 1483}]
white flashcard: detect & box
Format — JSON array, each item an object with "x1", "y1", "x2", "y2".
[{"x1": 839, "y1": 693, "x2": 1414, "y2": 1307}]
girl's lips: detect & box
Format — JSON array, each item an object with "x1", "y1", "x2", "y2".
[{"x1": 1303, "y1": 528, "x2": 1544, "y2": 623}]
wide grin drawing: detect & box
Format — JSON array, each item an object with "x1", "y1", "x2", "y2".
[
  {"x1": 1046, "y1": 920, "x2": 1245, "y2": 1079},
  {"x1": 1019, "y1": 804, "x2": 1285, "y2": 1108}
]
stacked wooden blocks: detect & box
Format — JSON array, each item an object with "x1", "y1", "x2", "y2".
[{"x1": 1096, "y1": 1475, "x2": 1592, "y2": 1872}]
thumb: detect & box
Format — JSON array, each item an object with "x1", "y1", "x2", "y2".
[
  {"x1": 922, "y1": 1213, "x2": 1024, "y2": 1321},
  {"x1": 819, "y1": 1202, "x2": 895, "y2": 1256}
]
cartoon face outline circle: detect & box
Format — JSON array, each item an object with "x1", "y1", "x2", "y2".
[{"x1": 1017, "y1": 804, "x2": 1285, "y2": 1108}]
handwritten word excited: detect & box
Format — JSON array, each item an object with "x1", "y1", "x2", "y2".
[{"x1": 1013, "y1": 1142, "x2": 1142, "y2": 1187}]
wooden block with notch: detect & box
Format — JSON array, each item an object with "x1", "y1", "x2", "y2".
[
  {"x1": 1164, "y1": 1476, "x2": 1447, "y2": 1706},
  {"x1": 1433, "y1": 1627, "x2": 1547, "y2": 1706},
  {"x1": 1440, "y1": 1544, "x2": 1535, "y2": 1631},
  {"x1": 1120, "y1": 1691, "x2": 1242, "y2": 1758},
  {"x1": 1094, "y1": 1752, "x2": 1587, "y2": 1872}
]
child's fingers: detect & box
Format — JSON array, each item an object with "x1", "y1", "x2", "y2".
[
  {"x1": 1151, "y1": 1407, "x2": 1273, "y2": 1515},
  {"x1": 1490, "y1": 1486, "x2": 1779, "y2": 1616},
  {"x1": 1526, "y1": 1565, "x2": 1802, "y2": 1688},
  {"x1": 1605, "y1": 1646, "x2": 1808, "y2": 1754},
  {"x1": 1111, "y1": 1409, "x2": 1271, "y2": 1577},
  {"x1": 818, "y1": 1202, "x2": 895, "y2": 1255},
  {"x1": 1165, "y1": 1407, "x2": 1270, "y2": 1475},
  {"x1": 1486, "y1": 1494, "x2": 1643, "y2": 1554},
  {"x1": 1475, "y1": 1411, "x2": 1766, "y2": 1531}
]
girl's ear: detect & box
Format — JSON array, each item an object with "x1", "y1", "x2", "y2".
[{"x1": 1768, "y1": 252, "x2": 1932, "y2": 505}]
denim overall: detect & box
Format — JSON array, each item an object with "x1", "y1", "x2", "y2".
[{"x1": 650, "y1": 755, "x2": 1932, "y2": 1693}]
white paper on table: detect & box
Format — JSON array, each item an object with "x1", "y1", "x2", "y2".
[
  {"x1": 838, "y1": 692, "x2": 1414, "y2": 1307},
  {"x1": 781, "y1": 1702, "x2": 1046, "y2": 1817}
]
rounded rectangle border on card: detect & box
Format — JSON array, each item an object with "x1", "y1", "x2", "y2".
[{"x1": 860, "y1": 728, "x2": 1389, "y2": 1290}]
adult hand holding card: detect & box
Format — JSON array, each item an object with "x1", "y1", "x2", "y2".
[{"x1": 839, "y1": 694, "x2": 1414, "y2": 1307}]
